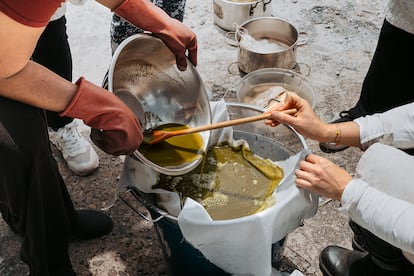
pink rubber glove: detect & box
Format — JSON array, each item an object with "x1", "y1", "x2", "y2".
[
  {"x1": 113, "y1": 0, "x2": 197, "y2": 71},
  {"x1": 60, "y1": 77, "x2": 143, "y2": 155}
]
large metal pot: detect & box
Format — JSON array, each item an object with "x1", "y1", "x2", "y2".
[
  {"x1": 236, "y1": 68, "x2": 316, "y2": 108},
  {"x1": 213, "y1": 0, "x2": 272, "y2": 31},
  {"x1": 108, "y1": 34, "x2": 212, "y2": 176},
  {"x1": 235, "y1": 17, "x2": 306, "y2": 73}
]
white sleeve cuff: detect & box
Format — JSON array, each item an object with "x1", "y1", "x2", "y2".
[{"x1": 339, "y1": 179, "x2": 368, "y2": 212}]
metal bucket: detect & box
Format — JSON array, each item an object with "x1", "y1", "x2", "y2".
[
  {"x1": 213, "y1": 0, "x2": 273, "y2": 31},
  {"x1": 108, "y1": 34, "x2": 212, "y2": 176},
  {"x1": 236, "y1": 68, "x2": 317, "y2": 108},
  {"x1": 119, "y1": 103, "x2": 307, "y2": 275}
]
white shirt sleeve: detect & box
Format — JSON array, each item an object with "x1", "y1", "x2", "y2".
[
  {"x1": 354, "y1": 102, "x2": 414, "y2": 150},
  {"x1": 340, "y1": 179, "x2": 414, "y2": 255}
]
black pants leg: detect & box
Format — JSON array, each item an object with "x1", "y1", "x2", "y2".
[
  {"x1": 32, "y1": 16, "x2": 73, "y2": 131},
  {"x1": 354, "y1": 19, "x2": 414, "y2": 115},
  {"x1": 349, "y1": 221, "x2": 414, "y2": 272},
  {"x1": 0, "y1": 97, "x2": 77, "y2": 275}
]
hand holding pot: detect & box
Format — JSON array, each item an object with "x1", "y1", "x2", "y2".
[
  {"x1": 60, "y1": 77, "x2": 143, "y2": 156},
  {"x1": 113, "y1": 0, "x2": 197, "y2": 71}
]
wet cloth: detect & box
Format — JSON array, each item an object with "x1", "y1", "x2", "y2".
[{"x1": 118, "y1": 100, "x2": 318, "y2": 275}]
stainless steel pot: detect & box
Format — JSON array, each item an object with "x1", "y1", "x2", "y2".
[
  {"x1": 213, "y1": 0, "x2": 272, "y2": 31},
  {"x1": 234, "y1": 17, "x2": 307, "y2": 73},
  {"x1": 108, "y1": 34, "x2": 212, "y2": 176},
  {"x1": 236, "y1": 68, "x2": 316, "y2": 108}
]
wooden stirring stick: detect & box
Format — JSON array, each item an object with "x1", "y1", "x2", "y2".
[{"x1": 144, "y1": 108, "x2": 297, "y2": 145}]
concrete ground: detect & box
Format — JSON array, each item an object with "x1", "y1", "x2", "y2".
[{"x1": 0, "y1": 0, "x2": 386, "y2": 275}]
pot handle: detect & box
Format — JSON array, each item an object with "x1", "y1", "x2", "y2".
[
  {"x1": 222, "y1": 87, "x2": 238, "y2": 102},
  {"x1": 227, "y1": 61, "x2": 242, "y2": 75},
  {"x1": 225, "y1": 31, "x2": 238, "y2": 47},
  {"x1": 297, "y1": 31, "x2": 309, "y2": 46},
  {"x1": 296, "y1": 62, "x2": 311, "y2": 76},
  {"x1": 251, "y1": 0, "x2": 272, "y2": 15},
  {"x1": 118, "y1": 187, "x2": 167, "y2": 223}
]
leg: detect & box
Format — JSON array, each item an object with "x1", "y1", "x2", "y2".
[
  {"x1": 32, "y1": 16, "x2": 99, "y2": 176},
  {"x1": 319, "y1": 221, "x2": 414, "y2": 276},
  {"x1": 349, "y1": 221, "x2": 413, "y2": 271},
  {"x1": 357, "y1": 20, "x2": 414, "y2": 115},
  {"x1": 0, "y1": 97, "x2": 76, "y2": 276}
]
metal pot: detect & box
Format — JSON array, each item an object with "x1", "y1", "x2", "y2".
[
  {"x1": 236, "y1": 68, "x2": 316, "y2": 108},
  {"x1": 108, "y1": 34, "x2": 212, "y2": 176},
  {"x1": 234, "y1": 17, "x2": 307, "y2": 73},
  {"x1": 213, "y1": 0, "x2": 272, "y2": 31}
]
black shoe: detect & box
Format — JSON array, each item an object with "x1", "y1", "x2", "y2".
[
  {"x1": 72, "y1": 210, "x2": 113, "y2": 240},
  {"x1": 319, "y1": 245, "x2": 414, "y2": 276},
  {"x1": 319, "y1": 111, "x2": 354, "y2": 153},
  {"x1": 319, "y1": 246, "x2": 368, "y2": 276}
]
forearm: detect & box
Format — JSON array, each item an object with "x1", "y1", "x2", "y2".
[
  {"x1": 0, "y1": 61, "x2": 76, "y2": 112},
  {"x1": 355, "y1": 102, "x2": 414, "y2": 149},
  {"x1": 111, "y1": 0, "x2": 172, "y2": 33},
  {"x1": 318, "y1": 121, "x2": 362, "y2": 148},
  {"x1": 341, "y1": 179, "x2": 414, "y2": 254}
]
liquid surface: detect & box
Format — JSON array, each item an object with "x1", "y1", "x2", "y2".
[
  {"x1": 140, "y1": 123, "x2": 204, "y2": 167},
  {"x1": 153, "y1": 144, "x2": 284, "y2": 220}
]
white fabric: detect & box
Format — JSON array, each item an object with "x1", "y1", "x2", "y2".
[
  {"x1": 178, "y1": 148, "x2": 316, "y2": 276},
  {"x1": 118, "y1": 100, "x2": 318, "y2": 275},
  {"x1": 386, "y1": 0, "x2": 414, "y2": 35},
  {"x1": 340, "y1": 143, "x2": 414, "y2": 259},
  {"x1": 354, "y1": 102, "x2": 414, "y2": 150},
  {"x1": 50, "y1": 0, "x2": 89, "y2": 21}
]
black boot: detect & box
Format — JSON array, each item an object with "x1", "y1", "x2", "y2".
[
  {"x1": 71, "y1": 210, "x2": 113, "y2": 240},
  {"x1": 320, "y1": 246, "x2": 414, "y2": 276}
]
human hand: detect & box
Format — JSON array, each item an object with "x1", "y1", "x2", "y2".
[
  {"x1": 265, "y1": 91, "x2": 327, "y2": 141},
  {"x1": 60, "y1": 78, "x2": 143, "y2": 155},
  {"x1": 295, "y1": 154, "x2": 352, "y2": 200},
  {"x1": 112, "y1": 0, "x2": 197, "y2": 71},
  {"x1": 155, "y1": 19, "x2": 197, "y2": 71}
]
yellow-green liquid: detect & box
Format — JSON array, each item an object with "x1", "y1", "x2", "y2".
[
  {"x1": 154, "y1": 144, "x2": 284, "y2": 220},
  {"x1": 140, "y1": 123, "x2": 205, "y2": 167}
]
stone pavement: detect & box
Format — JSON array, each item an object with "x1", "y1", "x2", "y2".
[{"x1": 0, "y1": 0, "x2": 385, "y2": 275}]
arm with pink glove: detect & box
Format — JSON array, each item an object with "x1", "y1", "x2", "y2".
[
  {"x1": 99, "y1": 0, "x2": 197, "y2": 71},
  {"x1": 0, "y1": 0, "x2": 197, "y2": 156}
]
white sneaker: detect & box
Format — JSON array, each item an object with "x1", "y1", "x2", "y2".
[{"x1": 50, "y1": 120, "x2": 99, "y2": 176}]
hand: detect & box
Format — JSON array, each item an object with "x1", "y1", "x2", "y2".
[
  {"x1": 295, "y1": 154, "x2": 352, "y2": 200},
  {"x1": 155, "y1": 19, "x2": 197, "y2": 71},
  {"x1": 60, "y1": 77, "x2": 143, "y2": 155},
  {"x1": 265, "y1": 91, "x2": 327, "y2": 141},
  {"x1": 112, "y1": 0, "x2": 197, "y2": 71}
]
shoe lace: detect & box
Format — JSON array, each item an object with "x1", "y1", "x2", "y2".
[
  {"x1": 339, "y1": 110, "x2": 351, "y2": 119},
  {"x1": 55, "y1": 123, "x2": 89, "y2": 157}
]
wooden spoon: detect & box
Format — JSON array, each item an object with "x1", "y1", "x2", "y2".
[{"x1": 144, "y1": 108, "x2": 297, "y2": 145}]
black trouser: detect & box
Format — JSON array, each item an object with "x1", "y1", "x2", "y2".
[
  {"x1": 349, "y1": 221, "x2": 414, "y2": 272},
  {"x1": 0, "y1": 97, "x2": 77, "y2": 275},
  {"x1": 352, "y1": 19, "x2": 414, "y2": 116},
  {"x1": 32, "y1": 16, "x2": 73, "y2": 130}
]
